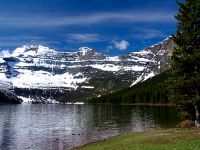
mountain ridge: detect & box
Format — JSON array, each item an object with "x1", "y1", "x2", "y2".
[{"x1": 0, "y1": 37, "x2": 174, "y2": 103}]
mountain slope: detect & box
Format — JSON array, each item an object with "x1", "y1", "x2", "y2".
[
  {"x1": 89, "y1": 70, "x2": 170, "y2": 104},
  {"x1": 0, "y1": 89, "x2": 23, "y2": 104},
  {"x1": 0, "y1": 37, "x2": 174, "y2": 103}
]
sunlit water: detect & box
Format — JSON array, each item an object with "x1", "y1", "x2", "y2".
[{"x1": 0, "y1": 104, "x2": 178, "y2": 150}]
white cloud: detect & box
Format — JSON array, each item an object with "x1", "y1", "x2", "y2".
[
  {"x1": 67, "y1": 33, "x2": 105, "y2": 43},
  {"x1": 0, "y1": 50, "x2": 11, "y2": 57},
  {"x1": 0, "y1": 10, "x2": 176, "y2": 28},
  {"x1": 110, "y1": 40, "x2": 130, "y2": 50}
]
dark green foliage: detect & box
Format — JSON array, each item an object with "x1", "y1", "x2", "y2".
[
  {"x1": 0, "y1": 90, "x2": 22, "y2": 104},
  {"x1": 169, "y1": 0, "x2": 200, "y2": 120},
  {"x1": 89, "y1": 70, "x2": 170, "y2": 104}
]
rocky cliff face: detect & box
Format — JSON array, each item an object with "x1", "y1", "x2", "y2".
[
  {"x1": 0, "y1": 37, "x2": 174, "y2": 103},
  {"x1": 130, "y1": 36, "x2": 173, "y2": 86}
]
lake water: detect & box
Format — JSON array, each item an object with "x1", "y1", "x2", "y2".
[{"x1": 0, "y1": 104, "x2": 178, "y2": 150}]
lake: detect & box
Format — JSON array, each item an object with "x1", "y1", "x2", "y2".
[{"x1": 0, "y1": 104, "x2": 178, "y2": 150}]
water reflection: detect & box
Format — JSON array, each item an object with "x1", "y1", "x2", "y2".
[{"x1": 0, "y1": 104, "x2": 178, "y2": 150}]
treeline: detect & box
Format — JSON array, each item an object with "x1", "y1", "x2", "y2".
[
  {"x1": 89, "y1": 70, "x2": 170, "y2": 104},
  {"x1": 0, "y1": 90, "x2": 22, "y2": 104}
]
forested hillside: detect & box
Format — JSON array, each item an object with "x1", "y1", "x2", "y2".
[{"x1": 89, "y1": 70, "x2": 170, "y2": 104}]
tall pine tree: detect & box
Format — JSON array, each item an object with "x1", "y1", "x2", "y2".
[{"x1": 170, "y1": 0, "x2": 200, "y2": 127}]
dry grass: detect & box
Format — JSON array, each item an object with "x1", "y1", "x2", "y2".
[{"x1": 180, "y1": 120, "x2": 195, "y2": 128}]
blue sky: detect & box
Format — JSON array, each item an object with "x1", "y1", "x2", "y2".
[{"x1": 0, "y1": 0, "x2": 178, "y2": 55}]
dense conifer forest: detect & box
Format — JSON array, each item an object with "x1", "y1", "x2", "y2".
[{"x1": 89, "y1": 70, "x2": 170, "y2": 104}]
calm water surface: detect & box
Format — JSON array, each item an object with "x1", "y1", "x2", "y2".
[{"x1": 0, "y1": 104, "x2": 178, "y2": 150}]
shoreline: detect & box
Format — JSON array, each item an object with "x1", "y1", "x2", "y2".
[
  {"x1": 1, "y1": 102, "x2": 176, "y2": 106},
  {"x1": 88, "y1": 103, "x2": 176, "y2": 106}
]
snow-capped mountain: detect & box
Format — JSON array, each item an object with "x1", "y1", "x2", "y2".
[{"x1": 0, "y1": 37, "x2": 174, "y2": 103}]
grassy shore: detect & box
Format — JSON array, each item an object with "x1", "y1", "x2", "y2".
[{"x1": 76, "y1": 128, "x2": 200, "y2": 150}]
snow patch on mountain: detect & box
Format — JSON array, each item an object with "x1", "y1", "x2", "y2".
[
  {"x1": 128, "y1": 56, "x2": 153, "y2": 62},
  {"x1": 90, "y1": 64, "x2": 121, "y2": 72},
  {"x1": 12, "y1": 45, "x2": 57, "y2": 57},
  {"x1": 130, "y1": 69, "x2": 156, "y2": 87},
  {"x1": 18, "y1": 96, "x2": 34, "y2": 103},
  {"x1": 106, "y1": 56, "x2": 120, "y2": 61},
  {"x1": 0, "y1": 73, "x2": 12, "y2": 90},
  {"x1": 81, "y1": 86, "x2": 94, "y2": 89},
  {"x1": 130, "y1": 75, "x2": 143, "y2": 86},
  {"x1": 18, "y1": 96, "x2": 59, "y2": 104},
  {"x1": 89, "y1": 64, "x2": 144, "y2": 72},
  {"x1": 79, "y1": 47, "x2": 93, "y2": 56},
  {"x1": 11, "y1": 70, "x2": 88, "y2": 89},
  {"x1": 144, "y1": 72, "x2": 155, "y2": 81},
  {"x1": 124, "y1": 66, "x2": 145, "y2": 71},
  {"x1": 132, "y1": 50, "x2": 153, "y2": 54},
  {"x1": 0, "y1": 58, "x2": 5, "y2": 63},
  {"x1": 65, "y1": 102, "x2": 84, "y2": 105}
]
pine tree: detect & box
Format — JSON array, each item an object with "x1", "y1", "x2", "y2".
[{"x1": 170, "y1": 0, "x2": 200, "y2": 127}]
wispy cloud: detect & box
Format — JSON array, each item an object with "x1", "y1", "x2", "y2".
[
  {"x1": 0, "y1": 36, "x2": 44, "y2": 41},
  {"x1": 0, "y1": 36, "x2": 60, "y2": 47},
  {"x1": 133, "y1": 28, "x2": 167, "y2": 39},
  {"x1": 108, "y1": 40, "x2": 130, "y2": 51},
  {"x1": 67, "y1": 33, "x2": 106, "y2": 43},
  {"x1": 0, "y1": 10, "x2": 176, "y2": 28}
]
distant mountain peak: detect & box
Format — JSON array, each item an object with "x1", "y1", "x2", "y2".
[
  {"x1": 78, "y1": 47, "x2": 94, "y2": 55},
  {"x1": 79, "y1": 47, "x2": 93, "y2": 51},
  {"x1": 143, "y1": 36, "x2": 174, "y2": 54},
  {"x1": 0, "y1": 58, "x2": 5, "y2": 64},
  {"x1": 12, "y1": 45, "x2": 57, "y2": 57}
]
